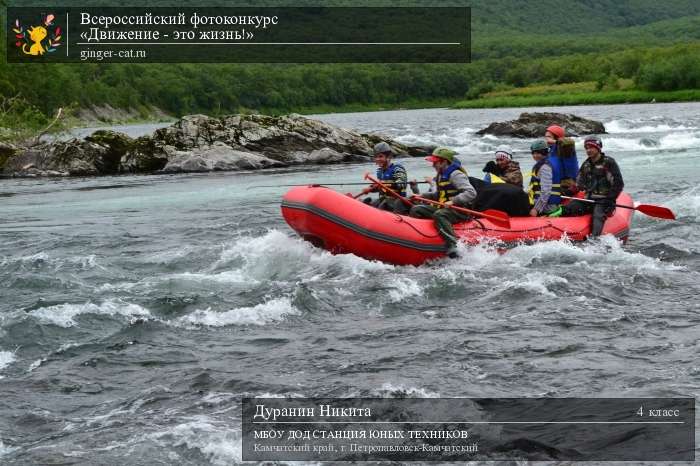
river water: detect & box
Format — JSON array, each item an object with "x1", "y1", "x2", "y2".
[{"x1": 1, "y1": 103, "x2": 698, "y2": 464}]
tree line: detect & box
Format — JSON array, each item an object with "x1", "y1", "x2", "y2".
[{"x1": 3, "y1": 2, "x2": 700, "y2": 138}]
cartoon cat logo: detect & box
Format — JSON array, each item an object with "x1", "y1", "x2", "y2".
[{"x1": 13, "y1": 14, "x2": 62, "y2": 56}]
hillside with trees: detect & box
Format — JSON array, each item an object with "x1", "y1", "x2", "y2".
[{"x1": 4, "y1": 0, "x2": 700, "y2": 138}]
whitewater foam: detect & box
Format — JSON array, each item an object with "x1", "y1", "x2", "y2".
[
  {"x1": 0, "y1": 440, "x2": 17, "y2": 459},
  {"x1": 506, "y1": 235, "x2": 685, "y2": 274},
  {"x1": 174, "y1": 296, "x2": 299, "y2": 327},
  {"x1": 151, "y1": 418, "x2": 241, "y2": 466},
  {"x1": 0, "y1": 351, "x2": 16, "y2": 372},
  {"x1": 499, "y1": 272, "x2": 569, "y2": 297},
  {"x1": 141, "y1": 245, "x2": 202, "y2": 264},
  {"x1": 425, "y1": 236, "x2": 686, "y2": 293},
  {"x1": 376, "y1": 382, "x2": 440, "y2": 398},
  {"x1": 214, "y1": 230, "x2": 393, "y2": 281},
  {"x1": 0, "y1": 252, "x2": 102, "y2": 270},
  {"x1": 170, "y1": 270, "x2": 252, "y2": 285},
  {"x1": 395, "y1": 126, "x2": 477, "y2": 146},
  {"x1": 606, "y1": 119, "x2": 696, "y2": 134},
  {"x1": 388, "y1": 277, "x2": 423, "y2": 302},
  {"x1": 395, "y1": 127, "x2": 496, "y2": 156},
  {"x1": 666, "y1": 187, "x2": 700, "y2": 218},
  {"x1": 28, "y1": 358, "x2": 46, "y2": 372},
  {"x1": 29, "y1": 300, "x2": 152, "y2": 328},
  {"x1": 604, "y1": 132, "x2": 700, "y2": 152},
  {"x1": 435, "y1": 241, "x2": 504, "y2": 271},
  {"x1": 97, "y1": 269, "x2": 252, "y2": 294}
]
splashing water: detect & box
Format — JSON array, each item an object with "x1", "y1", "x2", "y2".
[{"x1": 1, "y1": 104, "x2": 699, "y2": 464}]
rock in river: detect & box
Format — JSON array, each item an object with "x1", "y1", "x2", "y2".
[
  {"x1": 476, "y1": 112, "x2": 606, "y2": 138},
  {"x1": 160, "y1": 143, "x2": 286, "y2": 173}
]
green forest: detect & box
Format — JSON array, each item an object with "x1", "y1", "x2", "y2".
[{"x1": 4, "y1": 0, "x2": 700, "y2": 139}]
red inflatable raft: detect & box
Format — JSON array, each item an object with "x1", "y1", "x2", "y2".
[{"x1": 281, "y1": 186, "x2": 634, "y2": 266}]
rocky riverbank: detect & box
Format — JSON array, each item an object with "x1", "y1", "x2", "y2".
[{"x1": 1, "y1": 113, "x2": 429, "y2": 178}]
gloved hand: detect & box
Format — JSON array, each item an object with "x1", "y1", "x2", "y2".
[
  {"x1": 482, "y1": 161, "x2": 498, "y2": 174},
  {"x1": 560, "y1": 178, "x2": 577, "y2": 195}
]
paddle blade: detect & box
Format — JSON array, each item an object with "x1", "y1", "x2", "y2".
[
  {"x1": 636, "y1": 204, "x2": 676, "y2": 220},
  {"x1": 482, "y1": 209, "x2": 511, "y2": 229}
]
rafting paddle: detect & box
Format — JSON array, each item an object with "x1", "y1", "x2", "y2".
[
  {"x1": 560, "y1": 195, "x2": 676, "y2": 220},
  {"x1": 412, "y1": 196, "x2": 512, "y2": 229},
  {"x1": 257, "y1": 181, "x2": 431, "y2": 188},
  {"x1": 363, "y1": 173, "x2": 415, "y2": 208}
]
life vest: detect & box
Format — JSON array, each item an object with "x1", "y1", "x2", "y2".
[
  {"x1": 435, "y1": 160, "x2": 468, "y2": 202},
  {"x1": 549, "y1": 143, "x2": 579, "y2": 181},
  {"x1": 376, "y1": 162, "x2": 406, "y2": 197},
  {"x1": 580, "y1": 154, "x2": 614, "y2": 197},
  {"x1": 483, "y1": 173, "x2": 506, "y2": 184},
  {"x1": 528, "y1": 157, "x2": 561, "y2": 206}
]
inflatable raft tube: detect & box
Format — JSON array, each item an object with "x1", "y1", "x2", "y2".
[{"x1": 281, "y1": 186, "x2": 634, "y2": 266}]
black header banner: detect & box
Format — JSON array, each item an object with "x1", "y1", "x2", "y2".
[{"x1": 7, "y1": 7, "x2": 471, "y2": 63}]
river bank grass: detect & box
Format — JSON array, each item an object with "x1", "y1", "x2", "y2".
[
  {"x1": 263, "y1": 98, "x2": 454, "y2": 116},
  {"x1": 454, "y1": 81, "x2": 700, "y2": 109}
]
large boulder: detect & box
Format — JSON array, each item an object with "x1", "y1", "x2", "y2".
[
  {"x1": 236, "y1": 113, "x2": 373, "y2": 159},
  {"x1": 120, "y1": 136, "x2": 168, "y2": 173},
  {"x1": 160, "y1": 143, "x2": 287, "y2": 173},
  {"x1": 153, "y1": 114, "x2": 225, "y2": 150},
  {"x1": 283, "y1": 148, "x2": 371, "y2": 165},
  {"x1": 4, "y1": 130, "x2": 142, "y2": 177},
  {"x1": 85, "y1": 130, "x2": 133, "y2": 174},
  {"x1": 152, "y1": 113, "x2": 378, "y2": 163},
  {"x1": 476, "y1": 112, "x2": 606, "y2": 138},
  {"x1": 3, "y1": 140, "x2": 109, "y2": 176}
]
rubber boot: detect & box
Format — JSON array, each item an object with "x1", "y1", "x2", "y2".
[
  {"x1": 445, "y1": 243, "x2": 459, "y2": 259},
  {"x1": 548, "y1": 206, "x2": 564, "y2": 218}
]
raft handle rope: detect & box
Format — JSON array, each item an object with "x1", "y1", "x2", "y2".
[{"x1": 394, "y1": 214, "x2": 442, "y2": 239}]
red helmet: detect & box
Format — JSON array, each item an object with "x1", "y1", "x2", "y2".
[{"x1": 546, "y1": 125, "x2": 565, "y2": 140}]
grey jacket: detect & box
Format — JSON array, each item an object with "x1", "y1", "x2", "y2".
[{"x1": 425, "y1": 169, "x2": 477, "y2": 207}]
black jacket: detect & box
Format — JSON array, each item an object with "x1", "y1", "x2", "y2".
[{"x1": 576, "y1": 153, "x2": 624, "y2": 201}]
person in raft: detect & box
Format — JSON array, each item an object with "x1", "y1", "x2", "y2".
[
  {"x1": 482, "y1": 145, "x2": 524, "y2": 188},
  {"x1": 528, "y1": 139, "x2": 562, "y2": 216},
  {"x1": 549, "y1": 136, "x2": 624, "y2": 237},
  {"x1": 360, "y1": 142, "x2": 410, "y2": 214},
  {"x1": 409, "y1": 147, "x2": 477, "y2": 258},
  {"x1": 545, "y1": 124, "x2": 579, "y2": 195}
]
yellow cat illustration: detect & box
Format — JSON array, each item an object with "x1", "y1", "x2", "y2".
[{"x1": 22, "y1": 26, "x2": 48, "y2": 56}]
